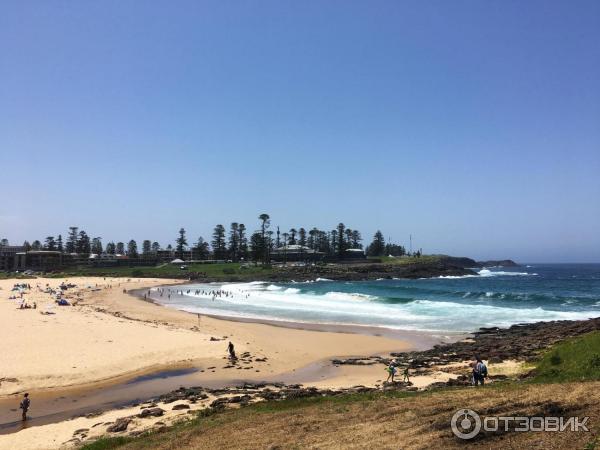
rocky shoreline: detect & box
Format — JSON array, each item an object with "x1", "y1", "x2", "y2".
[{"x1": 77, "y1": 316, "x2": 600, "y2": 446}]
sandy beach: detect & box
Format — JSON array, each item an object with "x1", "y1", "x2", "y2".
[{"x1": 0, "y1": 276, "x2": 419, "y2": 449}]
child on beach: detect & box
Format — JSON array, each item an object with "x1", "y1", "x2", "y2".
[{"x1": 402, "y1": 366, "x2": 410, "y2": 383}]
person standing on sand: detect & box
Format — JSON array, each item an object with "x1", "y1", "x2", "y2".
[
  {"x1": 385, "y1": 359, "x2": 397, "y2": 383},
  {"x1": 20, "y1": 393, "x2": 30, "y2": 421},
  {"x1": 227, "y1": 341, "x2": 236, "y2": 360},
  {"x1": 472, "y1": 356, "x2": 487, "y2": 386}
]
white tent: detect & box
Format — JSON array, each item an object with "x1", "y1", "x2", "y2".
[{"x1": 170, "y1": 258, "x2": 185, "y2": 264}]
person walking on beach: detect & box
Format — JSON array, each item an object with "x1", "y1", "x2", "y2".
[
  {"x1": 227, "y1": 341, "x2": 236, "y2": 360},
  {"x1": 472, "y1": 356, "x2": 487, "y2": 386},
  {"x1": 19, "y1": 393, "x2": 30, "y2": 421}
]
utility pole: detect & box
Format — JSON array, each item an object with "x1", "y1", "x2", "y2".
[{"x1": 410, "y1": 234, "x2": 412, "y2": 255}]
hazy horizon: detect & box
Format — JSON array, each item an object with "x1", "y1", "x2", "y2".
[{"x1": 2, "y1": 1, "x2": 599, "y2": 263}]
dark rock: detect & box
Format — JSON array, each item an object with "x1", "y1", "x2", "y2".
[
  {"x1": 107, "y1": 417, "x2": 132, "y2": 432},
  {"x1": 172, "y1": 404, "x2": 190, "y2": 410},
  {"x1": 137, "y1": 407, "x2": 165, "y2": 418}
]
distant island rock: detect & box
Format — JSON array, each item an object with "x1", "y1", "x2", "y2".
[
  {"x1": 437, "y1": 256, "x2": 519, "y2": 268},
  {"x1": 476, "y1": 259, "x2": 520, "y2": 268}
]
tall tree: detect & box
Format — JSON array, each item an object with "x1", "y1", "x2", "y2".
[
  {"x1": 367, "y1": 230, "x2": 385, "y2": 257},
  {"x1": 193, "y1": 237, "x2": 210, "y2": 260},
  {"x1": 44, "y1": 236, "x2": 56, "y2": 250},
  {"x1": 238, "y1": 224, "x2": 248, "y2": 260},
  {"x1": 0, "y1": 238, "x2": 8, "y2": 247},
  {"x1": 384, "y1": 243, "x2": 406, "y2": 257},
  {"x1": 266, "y1": 230, "x2": 274, "y2": 257},
  {"x1": 298, "y1": 228, "x2": 307, "y2": 247},
  {"x1": 106, "y1": 242, "x2": 116, "y2": 254},
  {"x1": 351, "y1": 230, "x2": 362, "y2": 249},
  {"x1": 127, "y1": 240, "x2": 138, "y2": 257},
  {"x1": 289, "y1": 228, "x2": 297, "y2": 245},
  {"x1": 56, "y1": 234, "x2": 64, "y2": 252},
  {"x1": 76, "y1": 231, "x2": 91, "y2": 254},
  {"x1": 249, "y1": 232, "x2": 264, "y2": 264},
  {"x1": 212, "y1": 224, "x2": 227, "y2": 260},
  {"x1": 258, "y1": 213, "x2": 270, "y2": 263},
  {"x1": 91, "y1": 237, "x2": 103, "y2": 254},
  {"x1": 23, "y1": 241, "x2": 32, "y2": 252},
  {"x1": 308, "y1": 228, "x2": 318, "y2": 250},
  {"x1": 116, "y1": 242, "x2": 125, "y2": 255},
  {"x1": 336, "y1": 223, "x2": 346, "y2": 257},
  {"x1": 275, "y1": 226, "x2": 281, "y2": 248},
  {"x1": 142, "y1": 240, "x2": 152, "y2": 255},
  {"x1": 330, "y1": 230, "x2": 338, "y2": 255},
  {"x1": 228, "y1": 223, "x2": 240, "y2": 261},
  {"x1": 344, "y1": 228, "x2": 353, "y2": 251},
  {"x1": 31, "y1": 240, "x2": 42, "y2": 250},
  {"x1": 151, "y1": 241, "x2": 160, "y2": 252},
  {"x1": 66, "y1": 226, "x2": 78, "y2": 253},
  {"x1": 282, "y1": 232, "x2": 289, "y2": 247},
  {"x1": 176, "y1": 228, "x2": 188, "y2": 259}
]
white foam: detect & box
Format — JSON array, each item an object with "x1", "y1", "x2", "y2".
[
  {"x1": 323, "y1": 291, "x2": 376, "y2": 301},
  {"x1": 478, "y1": 269, "x2": 537, "y2": 277},
  {"x1": 153, "y1": 279, "x2": 600, "y2": 334},
  {"x1": 435, "y1": 274, "x2": 478, "y2": 279}
]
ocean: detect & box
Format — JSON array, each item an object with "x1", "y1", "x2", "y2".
[{"x1": 151, "y1": 264, "x2": 600, "y2": 335}]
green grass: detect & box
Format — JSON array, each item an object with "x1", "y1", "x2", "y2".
[
  {"x1": 531, "y1": 331, "x2": 600, "y2": 383},
  {"x1": 80, "y1": 436, "x2": 134, "y2": 450},
  {"x1": 0, "y1": 272, "x2": 35, "y2": 279},
  {"x1": 44, "y1": 262, "x2": 273, "y2": 280},
  {"x1": 369, "y1": 255, "x2": 441, "y2": 265}
]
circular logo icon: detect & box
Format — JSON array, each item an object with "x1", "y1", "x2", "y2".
[{"x1": 451, "y1": 409, "x2": 481, "y2": 439}]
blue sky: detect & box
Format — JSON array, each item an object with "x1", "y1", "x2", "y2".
[{"x1": 1, "y1": 1, "x2": 599, "y2": 262}]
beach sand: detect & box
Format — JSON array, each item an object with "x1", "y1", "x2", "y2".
[{"x1": 0, "y1": 276, "x2": 416, "y2": 449}]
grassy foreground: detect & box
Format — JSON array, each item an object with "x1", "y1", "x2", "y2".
[
  {"x1": 531, "y1": 331, "x2": 600, "y2": 383},
  {"x1": 81, "y1": 332, "x2": 600, "y2": 450}
]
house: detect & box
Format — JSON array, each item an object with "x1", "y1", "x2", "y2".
[
  {"x1": 0, "y1": 245, "x2": 25, "y2": 271},
  {"x1": 343, "y1": 248, "x2": 366, "y2": 259},
  {"x1": 14, "y1": 250, "x2": 66, "y2": 271},
  {"x1": 270, "y1": 245, "x2": 325, "y2": 262}
]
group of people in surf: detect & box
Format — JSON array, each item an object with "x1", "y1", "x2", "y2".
[{"x1": 150, "y1": 287, "x2": 250, "y2": 301}]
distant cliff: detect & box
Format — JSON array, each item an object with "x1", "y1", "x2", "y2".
[
  {"x1": 476, "y1": 259, "x2": 519, "y2": 267},
  {"x1": 437, "y1": 256, "x2": 519, "y2": 268}
]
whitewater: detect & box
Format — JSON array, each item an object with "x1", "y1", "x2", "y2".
[{"x1": 151, "y1": 264, "x2": 600, "y2": 334}]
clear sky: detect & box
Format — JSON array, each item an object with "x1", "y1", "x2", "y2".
[{"x1": 1, "y1": 1, "x2": 599, "y2": 262}]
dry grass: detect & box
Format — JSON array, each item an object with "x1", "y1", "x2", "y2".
[{"x1": 85, "y1": 381, "x2": 600, "y2": 450}]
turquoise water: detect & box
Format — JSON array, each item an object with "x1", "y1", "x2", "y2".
[{"x1": 152, "y1": 264, "x2": 600, "y2": 333}]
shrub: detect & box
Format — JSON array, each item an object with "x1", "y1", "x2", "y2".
[{"x1": 550, "y1": 352, "x2": 562, "y2": 366}]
